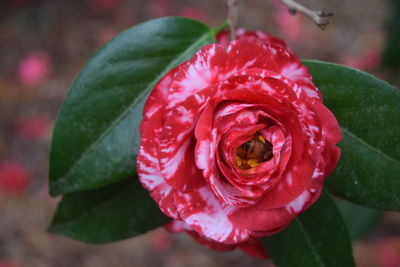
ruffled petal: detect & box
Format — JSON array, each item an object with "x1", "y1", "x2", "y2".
[
  {"x1": 217, "y1": 28, "x2": 287, "y2": 50},
  {"x1": 158, "y1": 93, "x2": 211, "y2": 191},
  {"x1": 165, "y1": 220, "x2": 268, "y2": 258},
  {"x1": 174, "y1": 186, "x2": 251, "y2": 244},
  {"x1": 238, "y1": 238, "x2": 269, "y2": 259},
  {"x1": 137, "y1": 71, "x2": 179, "y2": 219},
  {"x1": 166, "y1": 44, "x2": 227, "y2": 108},
  {"x1": 313, "y1": 101, "x2": 342, "y2": 146},
  {"x1": 229, "y1": 205, "x2": 295, "y2": 233}
]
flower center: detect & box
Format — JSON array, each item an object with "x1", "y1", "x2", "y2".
[{"x1": 236, "y1": 134, "x2": 273, "y2": 169}]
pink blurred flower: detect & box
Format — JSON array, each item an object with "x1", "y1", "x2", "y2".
[
  {"x1": 270, "y1": 0, "x2": 304, "y2": 42},
  {"x1": 14, "y1": 115, "x2": 52, "y2": 140},
  {"x1": 147, "y1": 0, "x2": 172, "y2": 17},
  {"x1": 0, "y1": 259, "x2": 18, "y2": 267},
  {"x1": 86, "y1": 0, "x2": 120, "y2": 12},
  {"x1": 338, "y1": 47, "x2": 381, "y2": 71},
  {"x1": 0, "y1": 161, "x2": 30, "y2": 195},
  {"x1": 377, "y1": 238, "x2": 400, "y2": 267},
  {"x1": 179, "y1": 7, "x2": 207, "y2": 21},
  {"x1": 149, "y1": 229, "x2": 172, "y2": 251},
  {"x1": 17, "y1": 51, "x2": 51, "y2": 86}
]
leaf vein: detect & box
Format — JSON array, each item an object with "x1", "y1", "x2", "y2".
[
  {"x1": 295, "y1": 219, "x2": 327, "y2": 267},
  {"x1": 342, "y1": 127, "x2": 400, "y2": 165}
]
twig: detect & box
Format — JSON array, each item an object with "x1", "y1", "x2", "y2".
[
  {"x1": 278, "y1": 0, "x2": 333, "y2": 29},
  {"x1": 227, "y1": 0, "x2": 239, "y2": 40}
]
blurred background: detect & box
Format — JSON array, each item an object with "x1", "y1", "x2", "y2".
[{"x1": 0, "y1": 0, "x2": 399, "y2": 266}]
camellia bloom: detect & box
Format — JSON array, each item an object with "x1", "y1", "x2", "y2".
[
  {"x1": 0, "y1": 161, "x2": 30, "y2": 195},
  {"x1": 137, "y1": 30, "x2": 341, "y2": 256},
  {"x1": 17, "y1": 51, "x2": 51, "y2": 86}
]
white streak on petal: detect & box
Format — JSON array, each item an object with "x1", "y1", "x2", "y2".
[
  {"x1": 312, "y1": 168, "x2": 324, "y2": 179},
  {"x1": 286, "y1": 191, "x2": 310, "y2": 213},
  {"x1": 139, "y1": 173, "x2": 163, "y2": 189},
  {"x1": 184, "y1": 187, "x2": 235, "y2": 242},
  {"x1": 287, "y1": 173, "x2": 293, "y2": 186},
  {"x1": 176, "y1": 105, "x2": 194, "y2": 123},
  {"x1": 194, "y1": 93, "x2": 205, "y2": 104},
  {"x1": 281, "y1": 63, "x2": 305, "y2": 81},
  {"x1": 160, "y1": 139, "x2": 190, "y2": 177},
  {"x1": 160, "y1": 146, "x2": 174, "y2": 153},
  {"x1": 196, "y1": 140, "x2": 210, "y2": 170}
]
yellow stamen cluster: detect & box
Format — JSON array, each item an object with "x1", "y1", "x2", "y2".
[{"x1": 235, "y1": 133, "x2": 273, "y2": 169}]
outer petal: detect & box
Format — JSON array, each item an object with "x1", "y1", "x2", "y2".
[
  {"x1": 238, "y1": 238, "x2": 269, "y2": 259},
  {"x1": 217, "y1": 28, "x2": 288, "y2": 50},
  {"x1": 313, "y1": 101, "x2": 342, "y2": 177},
  {"x1": 158, "y1": 95, "x2": 207, "y2": 192},
  {"x1": 313, "y1": 101, "x2": 342, "y2": 146},
  {"x1": 166, "y1": 44, "x2": 227, "y2": 108},
  {"x1": 165, "y1": 220, "x2": 268, "y2": 258},
  {"x1": 231, "y1": 189, "x2": 317, "y2": 235},
  {"x1": 174, "y1": 186, "x2": 251, "y2": 244},
  {"x1": 137, "y1": 121, "x2": 179, "y2": 219},
  {"x1": 224, "y1": 40, "x2": 321, "y2": 101},
  {"x1": 137, "y1": 71, "x2": 179, "y2": 219},
  {"x1": 229, "y1": 205, "x2": 296, "y2": 233},
  {"x1": 187, "y1": 230, "x2": 237, "y2": 252}
]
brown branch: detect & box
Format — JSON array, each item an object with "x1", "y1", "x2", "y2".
[
  {"x1": 227, "y1": 0, "x2": 239, "y2": 40},
  {"x1": 278, "y1": 0, "x2": 333, "y2": 29}
]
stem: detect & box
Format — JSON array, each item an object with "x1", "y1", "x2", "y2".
[
  {"x1": 212, "y1": 20, "x2": 229, "y2": 36},
  {"x1": 278, "y1": 0, "x2": 333, "y2": 29},
  {"x1": 227, "y1": 0, "x2": 239, "y2": 40}
]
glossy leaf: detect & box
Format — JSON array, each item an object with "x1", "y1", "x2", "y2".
[
  {"x1": 337, "y1": 199, "x2": 382, "y2": 240},
  {"x1": 303, "y1": 60, "x2": 400, "y2": 211},
  {"x1": 263, "y1": 190, "x2": 355, "y2": 267},
  {"x1": 382, "y1": 0, "x2": 400, "y2": 69},
  {"x1": 49, "y1": 17, "x2": 218, "y2": 196},
  {"x1": 48, "y1": 177, "x2": 170, "y2": 243}
]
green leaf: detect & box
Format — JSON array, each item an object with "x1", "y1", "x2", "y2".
[
  {"x1": 337, "y1": 199, "x2": 382, "y2": 241},
  {"x1": 263, "y1": 190, "x2": 355, "y2": 267},
  {"x1": 303, "y1": 60, "x2": 400, "y2": 211},
  {"x1": 382, "y1": 0, "x2": 400, "y2": 69},
  {"x1": 49, "y1": 17, "x2": 217, "y2": 196},
  {"x1": 48, "y1": 177, "x2": 169, "y2": 243}
]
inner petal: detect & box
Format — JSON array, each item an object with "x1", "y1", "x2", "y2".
[{"x1": 236, "y1": 133, "x2": 273, "y2": 169}]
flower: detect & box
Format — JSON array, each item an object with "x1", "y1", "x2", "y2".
[
  {"x1": 270, "y1": 0, "x2": 304, "y2": 43},
  {"x1": 17, "y1": 51, "x2": 51, "y2": 86},
  {"x1": 0, "y1": 161, "x2": 30, "y2": 195},
  {"x1": 14, "y1": 115, "x2": 52, "y2": 140},
  {"x1": 137, "y1": 30, "x2": 341, "y2": 256},
  {"x1": 0, "y1": 259, "x2": 18, "y2": 267},
  {"x1": 179, "y1": 7, "x2": 207, "y2": 21}
]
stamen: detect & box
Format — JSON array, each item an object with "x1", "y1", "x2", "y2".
[
  {"x1": 236, "y1": 133, "x2": 273, "y2": 169},
  {"x1": 236, "y1": 157, "x2": 243, "y2": 167}
]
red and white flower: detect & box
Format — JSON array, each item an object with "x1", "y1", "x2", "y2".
[{"x1": 137, "y1": 30, "x2": 341, "y2": 256}]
